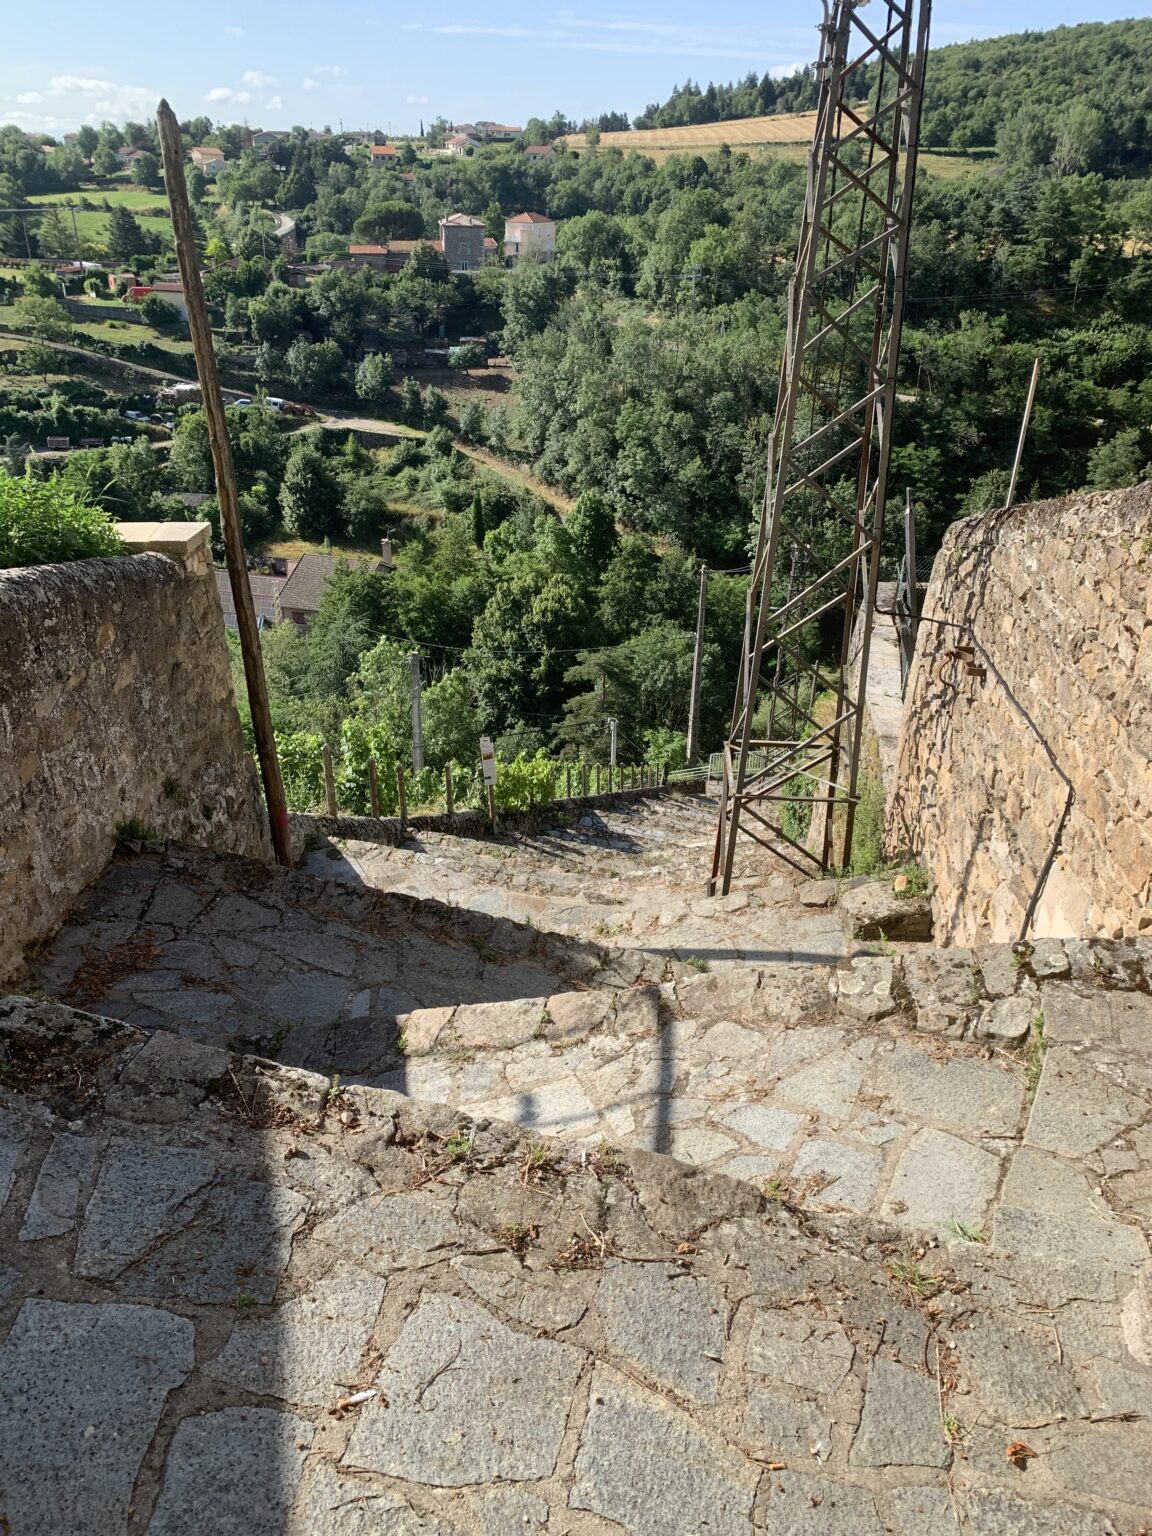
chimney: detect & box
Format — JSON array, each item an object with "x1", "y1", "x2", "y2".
[{"x1": 380, "y1": 537, "x2": 394, "y2": 569}]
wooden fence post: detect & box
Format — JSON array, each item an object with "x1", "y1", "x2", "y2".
[
  {"x1": 566, "y1": 765, "x2": 572, "y2": 799},
  {"x1": 322, "y1": 744, "x2": 337, "y2": 818},
  {"x1": 595, "y1": 764, "x2": 601, "y2": 794},
  {"x1": 396, "y1": 762, "x2": 407, "y2": 829},
  {"x1": 445, "y1": 761, "x2": 454, "y2": 815},
  {"x1": 487, "y1": 780, "x2": 498, "y2": 831},
  {"x1": 368, "y1": 756, "x2": 380, "y2": 818},
  {"x1": 581, "y1": 762, "x2": 589, "y2": 797}
]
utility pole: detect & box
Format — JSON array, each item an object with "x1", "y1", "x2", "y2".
[
  {"x1": 156, "y1": 98, "x2": 293, "y2": 867},
  {"x1": 608, "y1": 717, "x2": 618, "y2": 767},
  {"x1": 686, "y1": 563, "x2": 708, "y2": 765},
  {"x1": 409, "y1": 651, "x2": 424, "y2": 772}
]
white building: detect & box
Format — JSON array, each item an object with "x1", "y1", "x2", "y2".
[{"x1": 504, "y1": 211, "x2": 557, "y2": 262}]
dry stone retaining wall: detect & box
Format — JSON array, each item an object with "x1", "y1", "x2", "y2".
[
  {"x1": 888, "y1": 483, "x2": 1152, "y2": 944},
  {"x1": 0, "y1": 525, "x2": 267, "y2": 981}
]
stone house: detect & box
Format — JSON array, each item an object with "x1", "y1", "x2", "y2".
[{"x1": 438, "y1": 214, "x2": 486, "y2": 272}]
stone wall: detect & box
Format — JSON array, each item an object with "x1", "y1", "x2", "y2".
[
  {"x1": 888, "y1": 483, "x2": 1152, "y2": 944},
  {"x1": 0, "y1": 523, "x2": 268, "y2": 981}
]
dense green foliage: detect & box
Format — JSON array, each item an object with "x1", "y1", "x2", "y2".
[
  {"x1": 4, "y1": 17, "x2": 1152, "y2": 765},
  {"x1": 0, "y1": 473, "x2": 125, "y2": 567},
  {"x1": 631, "y1": 19, "x2": 1152, "y2": 174}
]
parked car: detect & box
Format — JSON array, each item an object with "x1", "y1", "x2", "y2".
[{"x1": 123, "y1": 409, "x2": 150, "y2": 422}]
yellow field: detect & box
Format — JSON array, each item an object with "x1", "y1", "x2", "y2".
[{"x1": 564, "y1": 112, "x2": 820, "y2": 158}]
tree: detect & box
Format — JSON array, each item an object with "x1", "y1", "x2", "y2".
[
  {"x1": 139, "y1": 293, "x2": 181, "y2": 330},
  {"x1": 451, "y1": 342, "x2": 486, "y2": 373},
  {"x1": 566, "y1": 491, "x2": 618, "y2": 576},
  {"x1": 92, "y1": 143, "x2": 120, "y2": 178},
  {"x1": 422, "y1": 668, "x2": 481, "y2": 769},
  {"x1": 1086, "y1": 428, "x2": 1151, "y2": 490},
  {"x1": 76, "y1": 126, "x2": 99, "y2": 159},
  {"x1": 284, "y1": 336, "x2": 344, "y2": 398},
  {"x1": 354, "y1": 351, "x2": 394, "y2": 412},
  {"x1": 353, "y1": 200, "x2": 424, "y2": 242},
  {"x1": 186, "y1": 166, "x2": 208, "y2": 205},
  {"x1": 105, "y1": 205, "x2": 151, "y2": 264},
  {"x1": 132, "y1": 151, "x2": 162, "y2": 189},
  {"x1": 0, "y1": 473, "x2": 125, "y2": 568},
  {"x1": 423, "y1": 386, "x2": 448, "y2": 427},
  {"x1": 280, "y1": 436, "x2": 346, "y2": 540},
  {"x1": 458, "y1": 401, "x2": 486, "y2": 444},
  {"x1": 11, "y1": 296, "x2": 70, "y2": 341},
  {"x1": 399, "y1": 377, "x2": 423, "y2": 424},
  {"x1": 22, "y1": 265, "x2": 61, "y2": 298}
]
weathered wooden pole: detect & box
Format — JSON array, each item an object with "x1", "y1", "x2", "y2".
[
  {"x1": 156, "y1": 99, "x2": 292, "y2": 866},
  {"x1": 1006, "y1": 357, "x2": 1041, "y2": 512},
  {"x1": 566, "y1": 766, "x2": 572, "y2": 799},
  {"x1": 368, "y1": 756, "x2": 380, "y2": 818},
  {"x1": 322, "y1": 744, "x2": 337, "y2": 817},
  {"x1": 444, "y1": 761, "x2": 454, "y2": 815},
  {"x1": 395, "y1": 762, "x2": 407, "y2": 828},
  {"x1": 595, "y1": 764, "x2": 601, "y2": 795}
]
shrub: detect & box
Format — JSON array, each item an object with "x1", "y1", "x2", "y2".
[{"x1": 0, "y1": 475, "x2": 125, "y2": 568}]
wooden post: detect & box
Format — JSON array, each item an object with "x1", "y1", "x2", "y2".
[
  {"x1": 1006, "y1": 357, "x2": 1041, "y2": 511},
  {"x1": 487, "y1": 781, "x2": 497, "y2": 831},
  {"x1": 566, "y1": 765, "x2": 572, "y2": 799},
  {"x1": 686, "y1": 563, "x2": 707, "y2": 764},
  {"x1": 322, "y1": 744, "x2": 337, "y2": 818},
  {"x1": 395, "y1": 762, "x2": 407, "y2": 828},
  {"x1": 155, "y1": 100, "x2": 292, "y2": 867},
  {"x1": 595, "y1": 764, "x2": 601, "y2": 794},
  {"x1": 444, "y1": 761, "x2": 454, "y2": 815},
  {"x1": 581, "y1": 762, "x2": 588, "y2": 797},
  {"x1": 368, "y1": 756, "x2": 380, "y2": 818}
]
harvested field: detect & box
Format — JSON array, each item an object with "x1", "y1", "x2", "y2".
[{"x1": 564, "y1": 111, "x2": 820, "y2": 158}]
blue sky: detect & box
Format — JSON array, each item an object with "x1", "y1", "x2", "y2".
[{"x1": 1, "y1": 2, "x2": 1142, "y2": 137}]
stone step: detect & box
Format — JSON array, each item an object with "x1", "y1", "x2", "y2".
[
  {"x1": 19, "y1": 842, "x2": 622, "y2": 1063},
  {"x1": 4, "y1": 992, "x2": 1149, "y2": 1536},
  {"x1": 364, "y1": 955, "x2": 1152, "y2": 1283}
]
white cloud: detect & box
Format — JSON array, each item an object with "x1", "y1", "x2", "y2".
[
  {"x1": 265, "y1": 95, "x2": 284, "y2": 111},
  {"x1": 302, "y1": 77, "x2": 320, "y2": 91},
  {"x1": 2, "y1": 74, "x2": 160, "y2": 129},
  {"x1": 311, "y1": 65, "x2": 348, "y2": 78},
  {"x1": 406, "y1": 94, "x2": 429, "y2": 105},
  {"x1": 242, "y1": 70, "x2": 278, "y2": 88},
  {"x1": 225, "y1": 24, "x2": 246, "y2": 36},
  {"x1": 205, "y1": 86, "x2": 252, "y2": 105}
]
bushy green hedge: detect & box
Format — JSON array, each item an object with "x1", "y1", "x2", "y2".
[{"x1": 0, "y1": 474, "x2": 126, "y2": 568}]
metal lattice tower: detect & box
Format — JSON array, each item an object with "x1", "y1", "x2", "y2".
[{"x1": 710, "y1": 0, "x2": 931, "y2": 892}]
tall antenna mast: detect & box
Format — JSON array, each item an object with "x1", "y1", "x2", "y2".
[{"x1": 710, "y1": 0, "x2": 931, "y2": 891}]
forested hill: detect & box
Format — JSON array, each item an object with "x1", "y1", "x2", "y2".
[{"x1": 633, "y1": 17, "x2": 1152, "y2": 174}]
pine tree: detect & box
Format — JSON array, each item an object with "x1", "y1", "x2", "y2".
[{"x1": 105, "y1": 205, "x2": 150, "y2": 265}]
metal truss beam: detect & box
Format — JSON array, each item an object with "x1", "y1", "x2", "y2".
[{"x1": 710, "y1": 0, "x2": 931, "y2": 893}]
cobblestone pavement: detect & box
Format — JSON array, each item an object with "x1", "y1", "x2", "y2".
[
  {"x1": 1, "y1": 995, "x2": 1149, "y2": 1536},
  {"x1": 21, "y1": 842, "x2": 618, "y2": 1063},
  {"x1": 298, "y1": 794, "x2": 845, "y2": 970}
]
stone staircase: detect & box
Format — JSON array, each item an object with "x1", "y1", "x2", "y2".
[{"x1": 5, "y1": 789, "x2": 1152, "y2": 1533}]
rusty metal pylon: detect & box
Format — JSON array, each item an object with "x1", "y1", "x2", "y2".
[{"x1": 710, "y1": 0, "x2": 931, "y2": 892}]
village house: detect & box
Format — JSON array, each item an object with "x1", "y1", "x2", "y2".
[
  {"x1": 438, "y1": 213, "x2": 485, "y2": 272},
  {"x1": 523, "y1": 144, "x2": 556, "y2": 162},
  {"x1": 474, "y1": 121, "x2": 522, "y2": 141},
  {"x1": 444, "y1": 134, "x2": 481, "y2": 156},
  {"x1": 368, "y1": 144, "x2": 399, "y2": 163},
  {"x1": 190, "y1": 146, "x2": 226, "y2": 174},
  {"x1": 277, "y1": 553, "x2": 385, "y2": 630},
  {"x1": 504, "y1": 210, "x2": 557, "y2": 262}
]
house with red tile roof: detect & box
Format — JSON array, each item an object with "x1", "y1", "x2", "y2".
[{"x1": 504, "y1": 210, "x2": 557, "y2": 261}]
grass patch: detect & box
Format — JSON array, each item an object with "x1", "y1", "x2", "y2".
[
  {"x1": 944, "y1": 1217, "x2": 986, "y2": 1244},
  {"x1": 885, "y1": 1253, "x2": 942, "y2": 1299}
]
